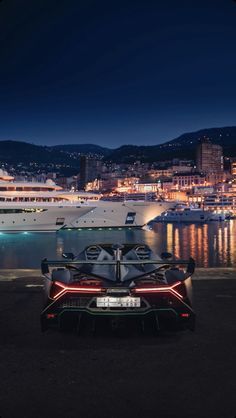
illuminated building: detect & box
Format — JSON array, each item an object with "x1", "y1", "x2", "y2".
[
  {"x1": 196, "y1": 138, "x2": 223, "y2": 173},
  {"x1": 79, "y1": 156, "x2": 102, "y2": 190},
  {"x1": 231, "y1": 158, "x2": 236, "y2": 178},
  {"x1": 172, "y1": 172, "x2": 206, "y2": 189}
]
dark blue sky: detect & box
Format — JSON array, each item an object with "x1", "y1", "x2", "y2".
[{"x1": 0, "y1": 0, "x2": 235, "y2": 147}]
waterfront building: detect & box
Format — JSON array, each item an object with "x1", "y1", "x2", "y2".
[
  {"x1": 85, "y1": 178, "x2": 103, "y2": 192},
  {"x1": 187, "y1": 191, "x2": 236, "y2": 215},
  {"x1": 172, "y1": 172, "x2": 206, "y2": 190},
  {"x1": 196, "y1": 138, "x2": 223, "y2": 173},
  {"x1": 134, "y1": 183, "x2": 160, "y2": 193},
  {"x1": 93, "y1": 178, "x2": 121, "y2": 192},
  {"x1": 167, "y1": 190, "x2": 189, "y2": 202},
  {"x1": 206, "y1": 171, "x2": 228, "y2": 186},
  {"x1": 231, "y1": 158, "x2": 236, "y2": 178},
  {"x1": 172, "y1": 165, "x2": 193, "y2": 173},
  {"x1": 193, "y1": 186, "x2": 214, "y2": 195},
  {"x1": 148, "y1": 169, "x2": 173, "y2": 179},
  {"x1": 162, "y1": 180, "x2": 174, "y2": 193},
  {"x1": 79, "y1": 156, "x2": 102, "y2": 189}
]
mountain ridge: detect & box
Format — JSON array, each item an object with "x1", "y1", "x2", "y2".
[{"x1": 0, "y1": 126, "x2": 235, "y2": 168}]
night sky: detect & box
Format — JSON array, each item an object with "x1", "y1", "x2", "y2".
[{"x1": 0, "y1": 0, "x2": 236, "y2": 147}]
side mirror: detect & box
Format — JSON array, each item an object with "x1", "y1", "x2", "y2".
[
  {"x1": 161, "y1": 252, "x2": 173, "y2": 259},
  {"x1": 62, "y1": 252, "x2": 75, "y2": 260},
  {"x1": 187, "y1": 257, "x2": 195, "y2": 274},
  {"x1": 41, "y1": 258, "x2": 49, "y2": 274}
]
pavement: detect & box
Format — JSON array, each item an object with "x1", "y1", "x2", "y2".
[{"x1": 0, "y1": 269, "x2": 236, "y2": 418}]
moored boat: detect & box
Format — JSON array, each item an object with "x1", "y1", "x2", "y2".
[
  {"x1": 154, "y1": 207, "x2": 227, "y2": 223},
  {"x1": 0, "y1": 170, "x2": 177, "y2": 231}
]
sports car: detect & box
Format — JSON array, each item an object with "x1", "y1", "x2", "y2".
[{"x1": 40, "y1": 243, "x2": 196, "y2": 333}]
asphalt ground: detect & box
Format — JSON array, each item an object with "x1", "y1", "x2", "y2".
[{"x1": 0, "y1": 271, "x2": 236, "y2": 418}]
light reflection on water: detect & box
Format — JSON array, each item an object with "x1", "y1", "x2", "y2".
[{"x1": 0, "y1": 221, "x2": 235, "y2": 268}]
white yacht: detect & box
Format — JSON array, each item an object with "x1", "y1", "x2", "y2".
[
  {"x1": 0, "y1": 170, "x2": 176, "y2": 231},
  {"x1": 155, "y1": 207, "x2": 226, "y2": 223},
  {"x1": 0, "y1": 171, "x2": 96, "y2": 232},
  {"x1": 70, "y1": 198, "x2": 175, "y2": 228}
]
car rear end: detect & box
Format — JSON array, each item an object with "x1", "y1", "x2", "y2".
[{"x1": 41, "y1": 272, "x2": 195, "y2": 333}]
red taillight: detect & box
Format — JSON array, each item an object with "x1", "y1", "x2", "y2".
[
  {"x1": 172, "y1": 281, "x2": 187, "y2": 298},
  {"x1": 180, "y1": 313, "x2": 190, "y2": 318},
  {"x1": 50, "y1": 281, "x2": 103, "y2": 300},
  {"x1": 46, "y1": 313, "x2": 57, "y2": 319},
  {"x1": 132, "y1": 281, "x2": 184, "y2": 299}
]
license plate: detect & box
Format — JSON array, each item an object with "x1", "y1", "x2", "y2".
[{"x1": 96, "y1": 296, "x2": 141, "y2": 308}]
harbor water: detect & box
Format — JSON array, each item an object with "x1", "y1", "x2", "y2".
[{"x1": 0, "y1": 220, "x2": 236, "y2": 269}]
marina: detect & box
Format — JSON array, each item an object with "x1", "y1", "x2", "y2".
[
  {"x1": 0, "y1": 170, "x2": 175, "y2": 231},
  {"x1": 0, "y1": 220, "x2": 236, "y2": 268},
  {"x1": 1, "y1": 1, "x2": 236, "y2": 418}
]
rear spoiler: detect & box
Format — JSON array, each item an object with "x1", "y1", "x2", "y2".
[{"x1": 41, "y1": 257, "x2": 195, "y2": 275}]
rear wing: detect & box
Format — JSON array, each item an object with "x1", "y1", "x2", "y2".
[{"x1": 41, "y1": 257, "x2": 195, "y2": 279}]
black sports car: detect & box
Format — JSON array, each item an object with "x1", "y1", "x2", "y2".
[{"x1": 41, "y1": 243, "x2": 196, "y2": 333}]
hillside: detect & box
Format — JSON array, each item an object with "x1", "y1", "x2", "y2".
[
  {"x1": 52, "y1": 144, "x2": 111, "y2": 157},
  {"x1": 0, "y1": 140, "x2": 80, "y2": 176},
  {"x1": 0, "y1": 127, "x2": 236, "y2": 169},
  {"x1": 161, "y1": 126, "x2": 236, "y2": 156},
  {"x1": 105, "y1": 127, "x2": 236, "y2": 162},
  {"x1": 0, "y1": 141, "x2": 74, "y2": 165}
]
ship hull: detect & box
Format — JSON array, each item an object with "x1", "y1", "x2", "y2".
[
  {"x1": 70, "y1": 201, "x2": 176, "y2": 228},
  {"x1": 0, "y1": 204, "x2": 95, "y2": 232}
]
